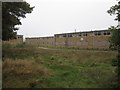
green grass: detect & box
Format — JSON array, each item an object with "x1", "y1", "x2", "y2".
[{"x1": 2, "y1": 44, "x2": 118, "y2": 88}]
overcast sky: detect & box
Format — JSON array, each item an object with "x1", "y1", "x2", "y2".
[{"x1": 17, "y1": 0, "x2": 118, "y2": 38}]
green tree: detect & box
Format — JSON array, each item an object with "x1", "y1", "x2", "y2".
[
  {"x1": 2, "y1": 2, "x2": 34, "y2": 40},
  {"x1": 107, "y1": 1, "x2": 120, "y2": 88}
]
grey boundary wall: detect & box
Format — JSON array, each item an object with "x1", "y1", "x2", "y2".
[{"x1": 0, "y1": 0, "x2": 23, "y2": 89}]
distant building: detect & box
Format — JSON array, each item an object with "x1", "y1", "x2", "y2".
[
  {"x1": 25, "y1": 29, "x2": 111, "y2": 49},
  {"x1": 25, "y1": 36, "x2": 54, "y2": 47},
  {"x1": 3, "y1": 35, "x2": 23, "y2": 44},
  {"x1": 54, "y1": 30, "x2": 111, "y2": 49},
  {"x1": 16, "y1": 35, "x2": 23, "y2": 40}
]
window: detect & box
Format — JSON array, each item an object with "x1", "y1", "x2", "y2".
[
  {"x1": 94, "y1": 32, "x2": 97, "y2": 36},
  {"x1": 94, "y1": 32, "x2": 101, "y2": 36},
  {"x1": 103, "y1": 31, "x2": 110, "y2": 36},
  {"x1": 18, "y1": 36, "x2": 22, "y2": 39},
  {"x1": 72, "y1": 34, "x2": 76, "y2": 37},
  {"x1": 60, "y1": 36, "x2": 62, "y2": 38},
  {"x1": 68, "y1": 34, "x2": 72, "y2": 37},
  {"x1": 55, "y1": 35, "x2": 59, "y2": 38},
  {"x1": 77, "y1": 33, "x2": 82, "y2": 37},
  {"x1": 63, "y1": 34, "x2": 66, "y2": 38},
  {"x1": 90, "y1": 33, "x2": 93, "y2": 36},
  {"x1": 98, "y1": 32, "x2": 101, "y2": 36},
  {"x1": 83, "y1": 33, "x2": 88, "y2": 37}
]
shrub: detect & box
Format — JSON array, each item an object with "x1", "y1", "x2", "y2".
[{"x1": 112, "y1": 58, "x2": 118, "y2": 66}]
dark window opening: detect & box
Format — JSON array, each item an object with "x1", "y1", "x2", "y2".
[
  {"x1": 107, "y1": 32, "x2": 110, "y2": 35},
  {"x1": 77, "y1": 33, "x2": 82, "y2": 37},
  {"x1": 63, "y1": 34, "x2": 66, "y2": 37},
  {"x1": 68, "y1": 34, "x2": 72, "y2": 37},
  {"x1": 103, "y1": 31, "x2": 110, "y2": 36},
  {"x1": 98, "y1": 32, "x2": 101, "y2": 36},
  {"x1": 55, "y1": 35, "x2": 59, "y2": 38},
  {"x1": 94, "y1": 32, "x2": 101, "y2": 36},
  {"x1": 83, "y1": 33, "x2": 88, "y2": 37}
]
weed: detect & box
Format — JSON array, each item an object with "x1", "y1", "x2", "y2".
[{"x1": 2, "y1": 44, "x2": 118, "y2": 88}]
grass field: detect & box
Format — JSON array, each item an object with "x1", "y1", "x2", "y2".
[{"x1": 2, "y1": 44, "x2": 118, "y2": 88}]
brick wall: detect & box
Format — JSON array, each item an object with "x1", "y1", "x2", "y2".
[
  {"x1": 25, "y1": 37, "x2": 54, "y2": 47},
  {"x1": 25, "y1": 30, "x2": 111, "y2": 49},
  {"x1": 3, "y1": 38, "x2": 23, "y2": 45},
  {"x1": 54, "y1": 30, "x2": 111, "y2": 49}
]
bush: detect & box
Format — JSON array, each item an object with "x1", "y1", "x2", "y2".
[{"x1": 112, "y1": 58, "x2": 118, "y2": 66}]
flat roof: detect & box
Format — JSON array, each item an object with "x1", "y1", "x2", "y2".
[
  {"x1": 16, "y1": 35, "x2": 23, "y2": 36},
  {"x1": 26, "y1": 36, "x2": 54, "y2": 39},
  {"x1": 25, "y1": 29, "x2": 109, "y2": 38},
  {"x1": 54, "y1": 29, "x2": 108, "y2": 35}
]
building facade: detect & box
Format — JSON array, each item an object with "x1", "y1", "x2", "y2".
[
  {"x1": 54, "y1": 30, "x2": 111, "y2": 49},
  {"x1": 25, "y1": 36, "x2": 54, "y2": 47},
  {"x1": 3, "y1": 35, "x2": 23, "y2": 45},
  {"x1": 25, "y1": 30, "x2": 111, "y2": 49}
]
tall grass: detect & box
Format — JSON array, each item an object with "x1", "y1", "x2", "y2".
[
  {"x1": 2, "y1": 43, "x2": 118, "y2": 88},
  {"x1": 2, "y1": 43, "x2": 37, "y2": 61},
  {"x1": 3, "y1": 58, "x2": 52, "y2": 77},
  {"x1": 3, "y1": 58, "x2": 52, "y2": 88}
]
